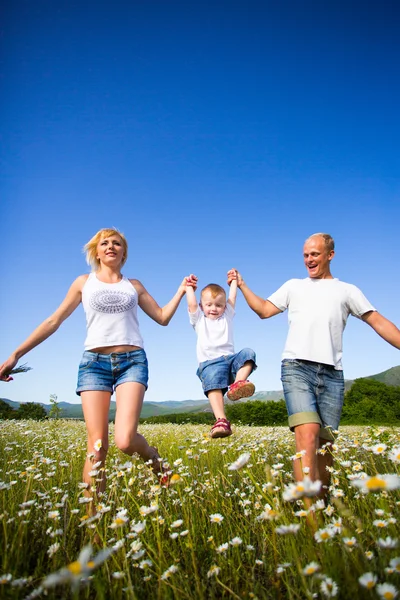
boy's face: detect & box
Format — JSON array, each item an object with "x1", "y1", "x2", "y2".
[{"x1": 200, "y1": 290, "x2": 226, "y2": 320}]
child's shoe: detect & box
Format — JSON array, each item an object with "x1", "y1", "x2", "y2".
[
  {"x1": 227, "y1": 380, "x2": 255, "y2": 401},
  {"x1": 210, "y1": 418, "x2": 232, "y2": 438}
]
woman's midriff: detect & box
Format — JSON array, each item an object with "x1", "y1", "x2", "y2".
[{"x1": 89, "y1": 345, "x2": 142, "y2": 354}]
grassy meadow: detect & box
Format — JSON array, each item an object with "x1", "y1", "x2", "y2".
[{"x1": 0, "y1": 420, "x2": 400, "y2": 599}]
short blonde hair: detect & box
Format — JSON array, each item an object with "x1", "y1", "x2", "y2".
[
  {"x1": 201, "y1": 283, "x2": 226, "y2": 299},
  {"x1": 306, "y1": 232, "x2": 335, "y2": 253},
  {"x1": 83, "y1": 228, "x2": 128, "y2": 271}
]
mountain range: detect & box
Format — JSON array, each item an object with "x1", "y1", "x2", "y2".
[{"x1": 2, "y1": 365, "x2": 400, "y2": 419}]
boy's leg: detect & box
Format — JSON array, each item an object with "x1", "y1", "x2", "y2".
[
  {"x1": 207, "y1": 389, "x2": 232, "y2": 437},
  {"x1": 207, "y1": 390, "x2": 232, "y2": 438},
  {"x1": 227, "y1": 349, "x2": 257, "y2": 400},
  {"x1": 197, "y1": 358, "x2": 232, "y2": 438},
  {"x1": 207, "y1": 389, "x2": 227, "y2": 421},
  {"x1": 234, "y1": 360, "x2": 254, "y2": 382}
]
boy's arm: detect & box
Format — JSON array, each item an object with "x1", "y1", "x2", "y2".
[
  {"x1": 185, "y1": 276, "x2": 199, "y2": 314},
  {"x1": 227, "y1": 276, "x2": 237, "y2": 308}
]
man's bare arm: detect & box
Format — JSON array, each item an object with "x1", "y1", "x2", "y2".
[
  {"x1": 362, "y1": 311, "x2": 400, "y2": 349},
  {"x1": 227, "y1": 269, "x2": 282, "y2": 319}
]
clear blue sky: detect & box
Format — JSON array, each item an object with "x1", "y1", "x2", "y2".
[{"x1": 1, "y1": 1, "x2": 399, "y2": 406}]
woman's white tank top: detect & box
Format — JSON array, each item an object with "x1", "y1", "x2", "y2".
[{"x1": 82, "y1": 273, "x2": 144, "y2": 350}]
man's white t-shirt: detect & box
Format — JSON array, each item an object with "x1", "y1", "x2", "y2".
[
  {"x1": 189, "y1": 304, "x2": 235, "y2": 364},
  {"x1": 267, "y1": 278, "x2": 375, "y2": 370}
]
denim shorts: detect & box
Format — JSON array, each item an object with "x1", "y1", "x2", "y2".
[
  {"x1": 281, "y1": 359, "x2": 345, "y2": 441},
  {"x1": 76, "y1": 349, "x2": 149, "y2": 395},
  {"x1": 197, "y1": 348, "x2": 257, "y2": 397}
]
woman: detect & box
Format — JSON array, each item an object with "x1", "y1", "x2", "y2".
[{"x1": 0, "y1": 227, "x2": 196, "y2": 500}]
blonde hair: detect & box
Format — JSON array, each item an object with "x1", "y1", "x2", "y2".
[
  {"x1": 83, "y1": 228, "x2": 128, "y2": 271},
  {"x1": 201, "y1": 283, "x2": 226, "y2": 299},
  {"x1": 306, "y1": 232, "x2": 335, "y2": 253}
]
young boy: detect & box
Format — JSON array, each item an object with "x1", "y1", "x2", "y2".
[{"x1": 186, "y1": 275, "x2": 257, "y2": 438}]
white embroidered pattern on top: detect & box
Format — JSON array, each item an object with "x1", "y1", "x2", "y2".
[{"x1": 90, "y1": 290, "x2": 136, "y2": 314}]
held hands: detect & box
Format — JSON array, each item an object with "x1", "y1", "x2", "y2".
[
  {"x1": 227, "y1": 269, "x2": 244, "y2": 288},
  {"x1": 185, "y1": 274, "x2": 198, "y2": 292},
  {"x1": 178, "y1": 274, "x2": 198, "y2": 294}
]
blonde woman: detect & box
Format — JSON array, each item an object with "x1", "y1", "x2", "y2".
[{"x1": 0, "y1": 227, "x2": 196, "y2": 498}]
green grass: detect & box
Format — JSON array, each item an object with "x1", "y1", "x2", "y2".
[{"x1": 0, "y1": 421, "x2": 399, "y2": 599}]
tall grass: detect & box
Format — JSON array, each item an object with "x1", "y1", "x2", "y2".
[{"x1": 0, "y1": 420, "x2": 399, "y2": 599}]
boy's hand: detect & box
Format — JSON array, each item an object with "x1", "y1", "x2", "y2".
[
  {"x1": 185, "y1": 274, "x2": 198, "y2": 291},
  {"x1": 227, "y1": 269, "x2": 244, "y2": 288}
]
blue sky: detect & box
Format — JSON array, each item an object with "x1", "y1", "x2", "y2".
[{"x1": 1, "y1": 1, "x2": 399, "y2": 406}]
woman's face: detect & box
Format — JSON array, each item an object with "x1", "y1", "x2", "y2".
[{"x1": 96, "y1": 234, "x2": 125, "y2": 267}]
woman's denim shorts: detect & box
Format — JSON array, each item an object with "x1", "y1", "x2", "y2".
[
  {"x1": 197, "y1": 348, "x2": 257, "y2": 397},
  {"x1": 76, "y1": 349, "x2": 149, "y2": 395},
  {"x1": 281, "y1": 359, "x2": 345, "y2": 441}
]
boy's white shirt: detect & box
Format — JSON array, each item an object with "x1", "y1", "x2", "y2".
[
  {"x1": 189, "y1": 304, "x2": 235, "y2": 364},
  {"x1": 267, "y1": 278, "x2": 375, "y2": 369}
]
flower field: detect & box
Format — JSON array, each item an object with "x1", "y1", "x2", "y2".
[{"x1": 1, "y1": 420, "x2": 399, "y2": 599}]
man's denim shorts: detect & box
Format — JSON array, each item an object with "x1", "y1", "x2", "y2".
[
  {"x1": 281, "y1": 359, "x2": 345, "y2": 441},
  {"x1": 76, "y1": 349, "x2": 149, "y2": 395},
  {"x1": 196, "y1": 348, "x2": 257, "y2": 397}
]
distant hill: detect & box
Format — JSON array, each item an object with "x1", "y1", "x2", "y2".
[
  {"x1": 2, "y1": 365, "x2": 399, "y2": 419},
  {"x1": 344, "y1": 365, "x2": 400, "y2": 391},
  {"x1": 0, "y1": 397, "x2": 210, "y2": 419}
]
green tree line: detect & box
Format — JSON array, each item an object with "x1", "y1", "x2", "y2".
[
  {"x1": 141, "y1": 379, "x2": 400, "y2": 427},
  {"x1": 1, "y1": 378, "x2": 399, "y2": 425},
  {"x1": 0, "y1": 400, "x2": 48, "y2": 420}
]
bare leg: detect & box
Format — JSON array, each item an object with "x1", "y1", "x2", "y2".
[
  {"x1": 234, "y1": 360, "x2": 254, "y2": 383},
  {"x1": 293, "y1": 423, "x2": 321, "y2": 481},
  {"x1": 81, "y1": 391, "x2": 111, "y2": 505},
  {"x1": 293, "y1": 423, "x2": 323, "y2": 528},
  {"x1": 207, "y1": 389, "x2": 227, "y2": 421},
  {"x1": 114, "y1": 382, "x2": 163, "y2": 472},
  {"x1": 207, "y1": 389, "x2": 232, "y2": 438}
]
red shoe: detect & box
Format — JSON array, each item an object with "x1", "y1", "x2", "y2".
[
  {"x1": 227, "y1": 380, "x2": 255, "y2": 401},
  {"x1": 210, "y1": 418, "x2": 232, "y2": 439}
]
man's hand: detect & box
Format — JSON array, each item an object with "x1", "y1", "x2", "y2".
[{"x1": 227, "y1": 269, "x2": 244, "y2": 288}]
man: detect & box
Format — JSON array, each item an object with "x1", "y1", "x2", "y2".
[{"x1": 228, "y1": 233, "x2": 400, "y2": 495}]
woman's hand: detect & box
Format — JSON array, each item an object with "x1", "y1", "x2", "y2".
[{"x1": 0, "y1": 356, "x2": 18, "y2": 382}]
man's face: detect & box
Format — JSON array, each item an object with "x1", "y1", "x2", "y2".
[
  {"x1": 200, "y1": 291, "x2": 226, "y2": 319},
  {"x1": 303, "y1": 236, "x2": 334, "y2": 279}
]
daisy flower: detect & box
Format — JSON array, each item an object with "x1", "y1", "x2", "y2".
[
  {"x1": 210, "y1": 513, "x2": 224, "y2": 525},
  {"x1": 358, "y1": 572, "x2": 377, "y2": 590},
  {"x1": 351, "y1": 474, "x2": 400, "y2": 493},
  {"x1": 207, "y1": 565, "x2": 220, "y2": 578},
  {"x1": 376, "y1": 583, "x2": 398, "y2": 599},
  {"x1": 230, "y1": 537, "x2": 242, "y2": 547},
  {"x1": 320, "y1": 577, "x2": 339, "y2": 598},
  {"x1": 161, "y1": 565, "x2": 179, "y2": 580},
  {"x1": 303, "y1": 562, "x2": 320, "y2": 576},
  {"x1": 388, "y1": 447, "x2": 400, "y2": 464},
  {"x1": 377, "y1": 537, "x2": 398, "y2": 549},
  {"x1": 228, "y1": 453, "x2": 251, "y2": 471},
  {"x1": 43, "y1": 545, "x2": 113, "y2": 591},
  {"x1": 170, "y1": 519, "x2": 183, "y2": 529}
]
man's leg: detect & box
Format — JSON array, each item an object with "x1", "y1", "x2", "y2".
[{"x1": 293, "y1": 422, "x2": 321, "y2": 481}]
